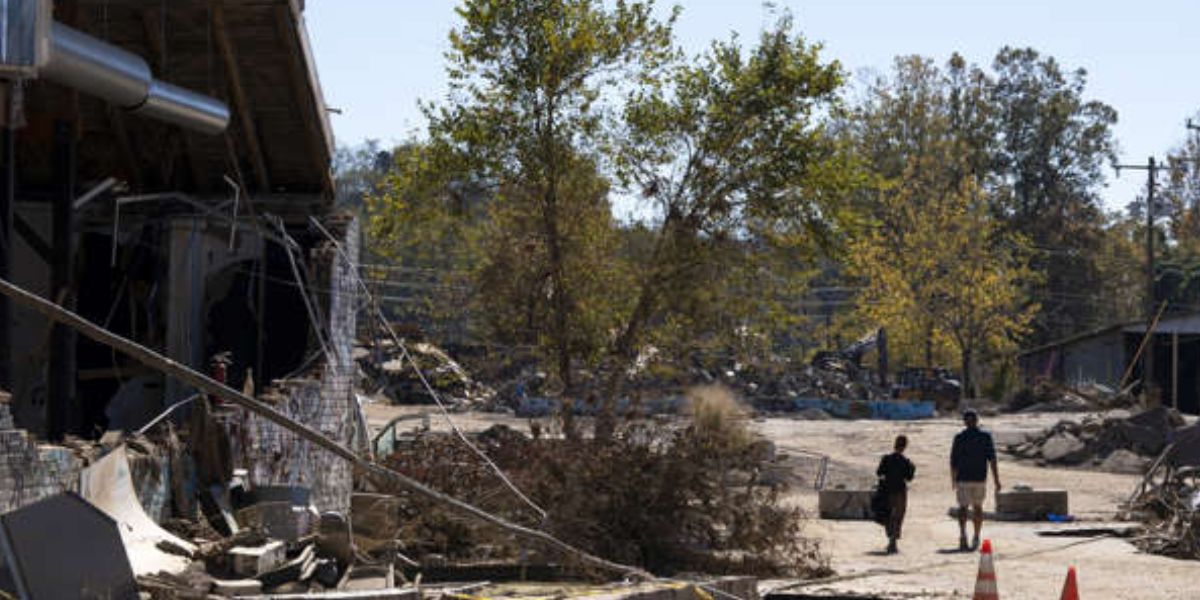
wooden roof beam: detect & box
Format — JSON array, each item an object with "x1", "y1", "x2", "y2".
[
  {"x1": 212, "y1": 3, "x2": 271, "y2": 193},
  {"x1": 274, "y1": 1, "x2": 333, "y2": 197}
]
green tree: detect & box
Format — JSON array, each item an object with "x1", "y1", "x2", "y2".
[
  {"x1": 848, "y1": 158, "x2": 1037, "y2": 399},
  {"x1": 989, "y1": 47, "x2": 1118, "y2": 342},
  {"x1": 844, "y1": 54, "x2": 997, "y2": 367},
  {"x1": 438, "y1": 0, "x2": 674, "y2": 390},
  {"x1": 600, "y1": 14, "x2": 852, "y2": 431}
]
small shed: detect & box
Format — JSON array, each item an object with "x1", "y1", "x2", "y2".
[{"x1": 1018, "y1": 313, "x2": 1200, "y2": 415}]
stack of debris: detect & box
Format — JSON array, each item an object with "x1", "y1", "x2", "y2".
[
  {"x1": 0, "y1": 440, "x2": 416, "y2": 598},
  {"x1": 356, "y1": 339, "x2": 496, "y2": 408},
  {"x1": 1009, "y1": 381, "x2": 1136, "y2": 413},
  {"x1": 710, "y1": 362, "x2": 890, "y2": 414},
  {"x1": 1124, "y1": 423, "x2": 1200, "y2": 559},
  {"x1": 1006, "y1": 406, "x2": 1186, "y2": 473}
]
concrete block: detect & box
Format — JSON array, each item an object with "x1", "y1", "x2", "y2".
[
  {"x1": 996, "y1": 489, "x2": 1068, "y2": 518},
  {"x1": 213, "y1": 578, "x2": 264, "y2": 596},
  {"x1": 229, "y1": 540, "x2": 286, "y2": 577},
  {"x1": 818, "y1": 489, "x2": 873, "y2": 520}
]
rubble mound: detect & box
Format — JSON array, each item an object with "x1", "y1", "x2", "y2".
[
  {"x1": 355, "y1": 340, "x2": 496, "y2": 408},
  {"x1": 1008, "y1": 381, "x2": 1135, "y2": 414},
  {"x1": 1006, "y1": 406, "x2": 1185, "y2": 471}
]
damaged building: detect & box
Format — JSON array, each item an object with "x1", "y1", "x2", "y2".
[
  {"x1": 0, "y1": 0, "x2": 363, "y2": 516},
  {"x1": 1018, "y1": 314, "x2": 1200, "y2": 415}
]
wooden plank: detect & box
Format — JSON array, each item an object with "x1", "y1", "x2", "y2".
[{"x1": 213, "y1": 4, "x2": 271, "y2": 193}]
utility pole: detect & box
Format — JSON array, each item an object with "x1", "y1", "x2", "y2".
[{"x1": 1115, "y1": 157, "x2": 1164, "y2": 405}]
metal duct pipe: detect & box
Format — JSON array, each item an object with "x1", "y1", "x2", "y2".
[{"x1": 41, "y1": 22, "x2": 229, "y2": 135}]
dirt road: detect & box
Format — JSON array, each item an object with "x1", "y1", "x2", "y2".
[
  {"x1": 758, "y1": 413, "x2": 1195, "y2": 599},
  {"x1": 364, "y1": 403, "x2": 1196, "y2": 598}
]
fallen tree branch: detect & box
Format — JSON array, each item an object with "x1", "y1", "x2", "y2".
[{"x1": 0, "y1": 276, "x2": 648, "y2": 580}]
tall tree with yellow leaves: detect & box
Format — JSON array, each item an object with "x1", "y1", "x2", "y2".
[{"x1": 848, "y1": 155, "x2": 1037, "y2": 399}]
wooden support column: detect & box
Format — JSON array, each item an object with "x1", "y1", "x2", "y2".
[
  {"x1": 1172, "y1": 332, "x2": 1179, "y2": 410},
  {"x1": 0, "y1": 93, "x2": 13, "y2": 392},
  {"x1": 213, "y1": 4, "x2": 271, "y2": 193},
  {"x1": 48, "y1": 120, "x2": 78, "y2": 440}
]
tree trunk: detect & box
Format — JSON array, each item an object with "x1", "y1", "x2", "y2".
[
  {"x1": 960, "y1": 344, "x2": 972, "y2": 405},
  {"x1": 540, "y1": 97, "x2": 572, "y2": 393},
  {"x1": 924, "y1": 323, "x2": 934, "y2": 367}
]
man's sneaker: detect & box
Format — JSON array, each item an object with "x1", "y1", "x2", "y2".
[{"x1": 971, "y1": 535, "x2": 981, "y2": 551}]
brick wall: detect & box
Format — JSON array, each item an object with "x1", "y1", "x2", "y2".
[
  {"x1": 0, "y1": 396, "x2": 84, "y2": 514},
  {"x1": 224, "y1": 215, "x2": 361, "y2": 514}
]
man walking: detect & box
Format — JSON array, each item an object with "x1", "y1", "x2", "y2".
[
  {"x1": 876, "y1": 434, "x2": 915, "y2": 553},
  {"x1": 950, "y1": 408, "x2": 1000, "y2": 551}
]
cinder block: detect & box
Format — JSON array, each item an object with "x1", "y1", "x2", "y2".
[
  {"x1": 818, "y1": 489, "x2": 873, "y2": 520},
  {"x1": 996, "y1": 489, "x2": 1069, "y2": 518},
  {"x1": 228, "y1": 540, "x2": 286, "y2": 576}
]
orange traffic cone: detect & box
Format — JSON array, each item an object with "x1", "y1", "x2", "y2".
[
  {"x1": 1060, "y1": 566, "x2": 1079, "y2": 600},
  {"x1": 972, "y1": 539, "x2": 998, "y2": 600}
]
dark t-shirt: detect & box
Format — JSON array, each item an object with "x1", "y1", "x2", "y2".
[
  {"x1": 877, "y1": 452, "x2": 916, "y2": 492},
  {"x1": 950, "y1": 426, "x2": 996, "y2": 482}
]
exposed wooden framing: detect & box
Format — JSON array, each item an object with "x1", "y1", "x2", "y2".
[
  {"x1": 212, "y1": 4, "x2": 271, "y2": 193},
  {"x1": 107, "y1": 107, "x2": 144, "y2": 191},
  {"x1": 141, "y1": 6, "x2": 208, "y2": 191},
  {"x1": 140, "y1": 7, "x2": 166, "y2": 73},
  {"x1": 12, "y1": 214, "x2": 51, "y2": 265},
  {"x1": 273, "y1": 2, "x2": 333, "y2": 197}
]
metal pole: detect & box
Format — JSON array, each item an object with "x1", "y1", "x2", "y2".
[{"x1": 1145, "y1": 157, "x2": 1157, "y2": 406}]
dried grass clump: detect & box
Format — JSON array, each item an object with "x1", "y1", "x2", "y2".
[{"x1": 685, "y1": 384, "x2": 751, "y2": 449}]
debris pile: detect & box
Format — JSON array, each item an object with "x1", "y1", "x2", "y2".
[
  {"x1": 1124, "y1": 423, "x2": 1200, "y2": 559},
  {"x1": 729, "y1": 363, "x2": 890, "y2": 409},
  {"x1": 356, "y1": 339, "x2": 496, "y2": 408},
  {"x1": 1008, "y1": 381, "x2": 1136, "y2": 413},
  {"x1": 378, "y1": 388, "x2": 831, "y2": 578},
  {"x1": 1006, "y1": 406, "x2": 1186, "y2": 472}
]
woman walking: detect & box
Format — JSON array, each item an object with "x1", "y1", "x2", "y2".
[{"x1": 876, "y1": 434, "x2": 916, "y2": 553}]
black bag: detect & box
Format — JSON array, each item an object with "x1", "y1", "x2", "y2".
[{"x1": 870, "y1": 479, "x2": 890, "y2": 525}]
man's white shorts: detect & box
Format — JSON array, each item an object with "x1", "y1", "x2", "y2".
[{"x1": 956, "y1": 481, "x2": 987, "y2": 506}]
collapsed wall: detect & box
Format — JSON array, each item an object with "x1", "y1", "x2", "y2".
[
  {"x1": 224, "y1": 216, "x2": 361, "y2": 514},
  {"x1": 0, "y1": 394, "x2": 83, "y2": 515}
]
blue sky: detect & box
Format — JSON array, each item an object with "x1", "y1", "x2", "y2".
[{"x1": 306, "y1": 0, "x2": 1200, "y2": 214}]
